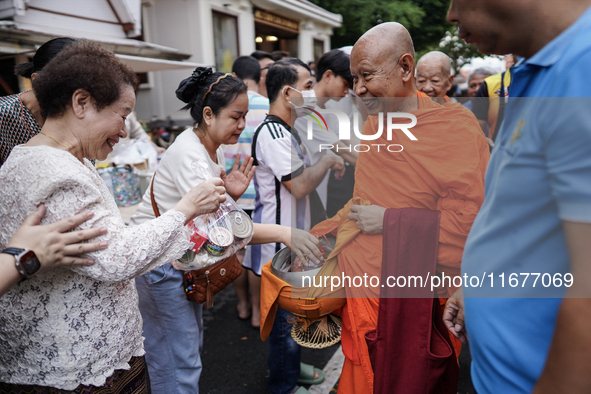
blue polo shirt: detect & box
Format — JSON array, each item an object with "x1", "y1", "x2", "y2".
[{"x1": 462, "y1": 6, "x2": 591, "y2": 393}]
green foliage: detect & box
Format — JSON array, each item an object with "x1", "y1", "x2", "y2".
[{"x1": 309, "y1": 0, "x2": 451, "y2": 52}]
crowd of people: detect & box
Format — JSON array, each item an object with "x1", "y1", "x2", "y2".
[{"x1": 1, "y1": 0, "x2": 591, "y2": 393}]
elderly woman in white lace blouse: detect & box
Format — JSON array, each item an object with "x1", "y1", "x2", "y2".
[{"x1": 0, "y1": 41, "x2": 226, "y2": 393}]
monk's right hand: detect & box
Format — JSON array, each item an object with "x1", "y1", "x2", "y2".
[
  {"x1": 443, "y1": 287, "x2": 468, "y2": 343},
  {"x1": 174, "y1": 178, "x2": 226, "y2": 224}
]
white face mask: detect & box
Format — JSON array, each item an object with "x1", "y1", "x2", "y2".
[
  {"x1": 301, "y1": 89, "x2": 318, "y2": 107},
  {"x1": 284, "y1": 86, "x2": 318, "y2": 110}
]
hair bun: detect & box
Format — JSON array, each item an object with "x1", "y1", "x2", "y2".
[
  {"x1": 175, "y1": 67, "x2": 213, "y2": 103},
  {"x1": 14, "y1": 62, "x2": 35, "y2": 79}
]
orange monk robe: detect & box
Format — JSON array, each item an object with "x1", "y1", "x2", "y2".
[
  {"x1": 311, "y1": 92, "x2": 489, "y2": 394},
  {"x1": 443, "y1": 95, "x2": 480, "y2": 119}
]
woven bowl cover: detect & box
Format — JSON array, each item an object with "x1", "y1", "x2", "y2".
[{"x1": 291, "y1": 313, "x2": 342, "y2": 349}]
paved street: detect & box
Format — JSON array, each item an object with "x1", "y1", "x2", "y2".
[
  {"x1": 199, "y1": 285, "x2": 476, "y2": 393},
  {"x1": 199, "y1": 285, "x2": 339, "y2": 393}
]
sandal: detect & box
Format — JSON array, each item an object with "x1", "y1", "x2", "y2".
[
  {"x1": 297, "y1": 362, "x2": 324, "y2": 385},
  {"x1": 293, "y1": 387, "x2": 310, "y2": 394}
]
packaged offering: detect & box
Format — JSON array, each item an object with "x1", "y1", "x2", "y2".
[{"x1": 177, "y1": 196, "x2": 254, "y2": 270}]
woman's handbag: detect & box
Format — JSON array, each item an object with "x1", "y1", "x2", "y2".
[
  {"x1": 150, "y1": 173, "x2": 243, "y2": 308},
  {"x1": 181, "y1": 255, "x2": 242, "y2": 307}
]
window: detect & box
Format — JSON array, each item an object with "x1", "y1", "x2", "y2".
[{"x1": 212, "y1": 11, "x2": 239, "y2": 73}]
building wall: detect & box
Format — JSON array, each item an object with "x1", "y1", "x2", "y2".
[
  {"x1": 136, "y1": 0, "x2": 258, "y2": 122},
  {"x1": 136, "y1": 0, "x2": 337, "y2": 122},
  {"x1": 298, "y1": 20, "x2": 332, "y2": 63},
  {"x1": 136, "y1": 0, "x2": 204, "y2": 123}
]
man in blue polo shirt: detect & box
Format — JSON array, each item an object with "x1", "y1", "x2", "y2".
[{"x1": 445, "y1": 1, "x2": 591, "y2": 393}]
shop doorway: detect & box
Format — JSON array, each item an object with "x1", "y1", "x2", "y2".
[{"x1": 254, "y1": 8, "x2": 299, "y2": 57}]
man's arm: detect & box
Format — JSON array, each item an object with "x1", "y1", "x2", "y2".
[
  {"x1": 125, "y1": 112, "x2": 152, "y2": 143},
  {"x1": 295, "y1": 115, "x2": 358, "y2": 166},
  {"x1": 284, "y1": 155, "x2": 345, "y2": 199},
  {"x1": 331, "y1": 141, "x2": 358, "y2": 166},
  {"x1": 478, "y1": 120, "x2": 488, "y2": 135},
  {"x1": 248, "y1": 224, "x2": 323, "y2": 264},
  {"x1": 533, "y1": 221, "x2": 591, "y2": 394}
]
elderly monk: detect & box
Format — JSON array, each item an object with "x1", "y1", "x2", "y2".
[
  {"x1": 417, "y1": 51, "x2": 480, "y2": 122},
  {"x1": 311, "y1": 23, "x2": 489, "y2": 393},
  {"x1": 416, "y1": 51, "x2": 455, "y2": 105}
]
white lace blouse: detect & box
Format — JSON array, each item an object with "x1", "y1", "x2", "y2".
[{"x1": 0, "y1": 146, "x2": 190, "y2": 390}]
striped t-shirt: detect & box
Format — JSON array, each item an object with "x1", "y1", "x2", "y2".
[
  {"x1": 222, "y1": 91, "x2": 269, "y2": 210},
  {"x1": 243, "y1": 115, "x2": 310, "y2": 275}
]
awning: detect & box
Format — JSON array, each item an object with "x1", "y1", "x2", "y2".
[
  {"x1": 251, "y1": 0, "x2": 342, "y2": 28},
  {"x1": 0, "y1": 22, "x2": 193, "y2": 60},
  {"x1": 115, "y1": 54, "x2": 203, "y2": 73}
]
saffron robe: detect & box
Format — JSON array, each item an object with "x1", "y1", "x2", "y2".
[
  {"x1": 311, "y1": 92, "x2": 489, "y2": 393},
  {"x1": 443, "y1": 95, "x2": 480, "y2": 119}
]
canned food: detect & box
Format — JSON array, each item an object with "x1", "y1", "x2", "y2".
[
  {"x1": 178, "y1": 249, "x2": 196, "y2": 264},
  {"x1": 228, "y1": 210, "x2": 253, "y2": 239},
  {"x1": 205, "y1": 227, "x2": 233, "y2": 256}
]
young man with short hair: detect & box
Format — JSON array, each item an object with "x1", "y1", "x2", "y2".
[
  {"x1": 245, "y1": 58, "x2": 345, "y2": 394},
  {"x1": 294, "y1": 49, "x2": 358, "y2": 208},
  {"x1": 250, "y1": 50, "x2": 275, "y2": 98}
]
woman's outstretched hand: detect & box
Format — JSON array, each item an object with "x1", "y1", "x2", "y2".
[
  {"x1": 281, "y1": 228, "x2": 324, "y2": 266},
  {"x1": 174, "y1": 178, "x2": 227, "y2": 223},
  {"x1": 222, "y1": 153, "x2": 255, "y2": 200}
]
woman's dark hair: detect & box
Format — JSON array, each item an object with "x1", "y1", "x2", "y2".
[
  {"x1": 316, "y1": 49, "x2": 353, "y2": 87},
  {"x1": 266, "y1": 58, "x2": 310, "y2": 104},
  {"x1": 14, "y1": 37, "x2": 76, "y2": 79},
  {"x1": 33, "y1": 40, "x2": 137, "y2": 119},
  {"x1": 176, "y1": 67, "x2": 247, "y2": 125}
]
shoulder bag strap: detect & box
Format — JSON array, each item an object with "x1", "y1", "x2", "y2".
[
  {"x1": 251, "y1": 118, "x2": 285, "y2": 166},
  {"x1": 150, "y1": 171, "x2": 161, "y2": 218}
]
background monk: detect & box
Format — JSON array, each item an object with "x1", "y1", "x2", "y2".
[
  {"x1": 311, "y1": 23, "x2": 489, "y2": 393},
  {"x1": 416, "y1": 51, "x2": 455, "y2": 105}
]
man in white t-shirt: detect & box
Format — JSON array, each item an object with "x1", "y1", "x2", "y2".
[
  {"x1": 246, "y1": 58, "x2": 344, "y2": 394},
  {"x1": 294, "y1": 49, "x2": 358, "y2": 208}
]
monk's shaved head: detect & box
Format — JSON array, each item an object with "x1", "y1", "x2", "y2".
[
  {"x1": 415, "y1": 50, "x2": 454, "y2": 100},
  {"x1": 353, "y1": 22, "x2": 415, "y2": 64},
  {"x1": 417, "y1": 51, "x2": 452, "y2": 77},
  {"x1": 350, "y1": 22, "x2": 418, "y2": 111}
]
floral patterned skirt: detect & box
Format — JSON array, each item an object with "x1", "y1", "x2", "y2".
[{"x1": 0, "y1": 356, "x2": 149, "y2": 394}]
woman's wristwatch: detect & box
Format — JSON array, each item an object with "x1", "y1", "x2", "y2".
[{"x1": 1, "y1": 248, "x2": 41, "y2": 279}]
